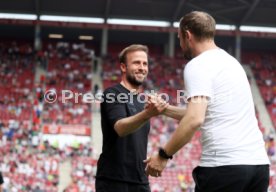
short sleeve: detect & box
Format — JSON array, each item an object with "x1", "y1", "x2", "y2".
[
  {"x1": 101, "y1": 89, "x2": 127, "y2": 128},
  {"x1": 184, "y1": 64, "x2": 213, "y2": 100}
]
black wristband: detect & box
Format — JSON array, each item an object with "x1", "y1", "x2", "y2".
[{"x1": 158, "y1": 148, "x2": 173, "y2": 159}]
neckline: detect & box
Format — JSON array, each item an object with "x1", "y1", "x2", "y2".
[{"x1": 119, "y1": 82, "x2": 139, "y2": 95}]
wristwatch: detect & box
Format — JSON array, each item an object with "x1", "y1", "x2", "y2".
[{"x1": 158, "y1": 148, "x2": 173, "y2": 159}]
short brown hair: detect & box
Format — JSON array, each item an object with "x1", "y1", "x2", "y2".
[
  {"x1": 179, "y1": 11, "x2": 216, "y2": 41},
  {"x1": 119, "y1": 44, "x2": 149, "y2": 64}
]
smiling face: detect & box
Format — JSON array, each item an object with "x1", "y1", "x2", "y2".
[{"x1": 121, "y1": 50, "x2": 148, "y2": 87}]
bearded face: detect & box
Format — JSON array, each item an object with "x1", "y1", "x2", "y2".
[
  {"x1": 178, "y1": 29, "x2": 193, "y2": 61},
  {"x1": 122, "y1": 51, "x2": 148, "y2": 86},
  {"x1": 183, "y1": 40, "x2": 193, "y2": 61}
]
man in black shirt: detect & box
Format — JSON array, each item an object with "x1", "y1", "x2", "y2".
[{"x1": 96, "y1": 44, "x2": 168, "y2": 192}]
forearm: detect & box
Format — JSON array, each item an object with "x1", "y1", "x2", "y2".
[
  {"x1": 114, "y1": 110, "x2": 150, "y2": 137},
  {"x1": 163, "y1": 115, "x2": 201, "y2": 156},
  {"x1": 163, "y1": 105, "x2": 187, "y2": 120}
]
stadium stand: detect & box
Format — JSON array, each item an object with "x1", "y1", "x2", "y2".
[
  {"x1": 42, "y1": 42, "x2": 93, "y2": 125},
  {"x1": 0, "y1": 41, "x2": 34, "y2": 124},
  {"x1": 242, "y1": 52, "x2": 276, "y2": 129}
]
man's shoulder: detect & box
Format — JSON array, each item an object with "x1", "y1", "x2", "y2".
[
  {"x1": 104, "y1": 84, "x2": 123, "y2": 94},
  {"x1": 184, "y1": 59, "x2": 203, "y2": 75}
]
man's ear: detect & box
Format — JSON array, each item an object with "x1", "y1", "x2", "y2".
[
  {"x1": 185, "y1": 30, "x2": 194, "y2": 41},
  {"x1": 186, "y1": 30, "x2": 192, "y2": 41},
  {"x1": 120, "y1": 63, "x2": 127, "y2": 73}
]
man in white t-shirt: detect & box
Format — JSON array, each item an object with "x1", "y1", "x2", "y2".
[{"x1": 144, "y1": 11, "x2": 270, "y2": 192}]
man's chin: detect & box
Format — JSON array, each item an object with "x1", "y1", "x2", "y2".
[
  {"x1": 126, "y1": 75, "x2": 146, "y2": 86},
  {"x1": 133, "y1": 79, "x2": 144, "y2": 86},
  {"x1": 135, "y1": 80, "x2": 144, "y2": 85}
]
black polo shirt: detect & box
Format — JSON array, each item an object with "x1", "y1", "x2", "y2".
[
  {"x1": 0, "y1": 172, "x2": 3, "y2": 184},
  {"x1": 96, "y1": 83, "x2": 150, "y2": 184}
]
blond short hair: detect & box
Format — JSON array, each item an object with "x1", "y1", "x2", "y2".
[{"x1": 119, "y1": 44, "x2": 149, "y2": 64}]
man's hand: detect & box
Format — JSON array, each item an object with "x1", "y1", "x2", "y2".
[
  {"x1": 144, "y1": 94, "x2": 168, "y2": 117},
  {"x1": 144, "y1": 154, "x2": 168, "y2": 177}
]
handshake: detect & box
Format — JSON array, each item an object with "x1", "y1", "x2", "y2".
[
  {"x1": 143, "y1": 150, "x2": 169, "y2": 178},
  {"x1": 143, "y1": 94, "x2": 171, "y2": 177},
  {"x1": 143, "y1": 94, "x2": 169, "y2": 118}
]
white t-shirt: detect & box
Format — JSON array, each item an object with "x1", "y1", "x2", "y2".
[{"x1": 184, "y1": 48, "x2": 270, "y2": 167}]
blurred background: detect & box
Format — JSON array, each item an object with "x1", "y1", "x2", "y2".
[{"x1": 0, "y1": 0, "x2": 276, "y2": 191}]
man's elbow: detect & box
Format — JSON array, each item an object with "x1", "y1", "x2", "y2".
[
  {"x1": 116, "y1": 131, "x2": 127, "y2": 137},
  {"x1": 115, "y1": 129, "x2": 125, "y2": 137},
  {"x1": 114, "y1": 122, "x2": 127, "y2": 137}
]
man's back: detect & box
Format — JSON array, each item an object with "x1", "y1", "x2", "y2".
[{"x1": 184, "y1": 49, "x2": 270, "y2": 166}]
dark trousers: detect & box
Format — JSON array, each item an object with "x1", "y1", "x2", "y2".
[
  {"x1": 192, "y1": 165, "x2": 269, "y2": 192},
  {"x1": 96, "y1": 179, "x2": 151, "y2": 192}
]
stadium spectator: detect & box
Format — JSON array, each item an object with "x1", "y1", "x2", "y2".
[
  {"x1": 145, "y1": 11, "x2": 270, "y2": 192},
  {"x1": 266, "y1": 136, "x2": 275, "y2": 157},
  {"x1": 95, "y1": 44, "x2": 167, "y2": 192}
]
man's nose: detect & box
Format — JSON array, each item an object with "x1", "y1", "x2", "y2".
[{"x1": 138, "y1": 63, "x2": 146, "y2": 70}]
